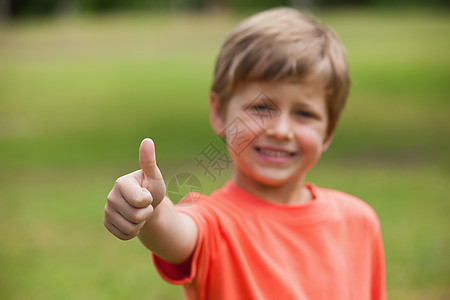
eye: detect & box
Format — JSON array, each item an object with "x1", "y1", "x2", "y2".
[
  {"x1": 252, "y1": 104, "x2": 272, "y2": 111},
  {"x1": 249, "y1": 103, "x2": 278, "y2": 118},
  {"x1": 295, "y1": 110, "x2": 316, "y2": 118}
]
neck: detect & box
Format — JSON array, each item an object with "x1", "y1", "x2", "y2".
[{"x1": 231, "y1": 172, "x2": 312, "y2": 206}]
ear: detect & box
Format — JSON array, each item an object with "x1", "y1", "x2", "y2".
[
  {"x1": 209, "y1": 91, "x2": 226, "y2": 136},
  {"x1": 321, "y1": 131, "x2": 334, "y2": 153}
]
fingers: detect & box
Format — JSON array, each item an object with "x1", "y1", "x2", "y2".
[
  {"x1": 107, "y1": 187, "x2": 154, "y2": 223},
  {"x1": 104, "y1": 138, "x2": 167, "y2": 241},
  {"x1": 103, "y1": 208, "x2": 146, "y2": 240},
  {"x1": 114, "y1": 172, "x2": 152, "y2": 208},
  {"x1": 104, "y1": 195, "x2": 154, "y2": 240},
  {"x1": 104, "y1": 174, "x2": 155, "y2": 240}
]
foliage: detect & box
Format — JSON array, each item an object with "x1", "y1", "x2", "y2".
[
  {"x1": 3, "y1": 0, "x2": 449, "y2": 19},
  {"x1": 0, "y1": 9, "x2": 449, "y2": 299}
]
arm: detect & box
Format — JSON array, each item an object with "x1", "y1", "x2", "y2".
[
  {"x1": 103, "y1": 138, "x2": 198, "y2": 264},
  {"x1": 139, "y1": 196, "x2": 197, "y2": 263}
]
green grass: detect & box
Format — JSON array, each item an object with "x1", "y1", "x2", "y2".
[{"x1": 1, "y1": 9, "x2": 449, "y2": 299}]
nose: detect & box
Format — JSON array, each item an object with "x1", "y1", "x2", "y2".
[{"x1": 265, "y1": 113, "x2": 294, "y2": 140}]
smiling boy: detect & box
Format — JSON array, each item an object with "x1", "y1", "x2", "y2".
[{"x1": 103, "y1": 8, "x2": 386, "y2": 299}]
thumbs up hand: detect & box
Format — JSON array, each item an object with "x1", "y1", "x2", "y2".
[
  {"x1": 103, "y1": 138, "x2": 166, "y2": 240},
  {"x1": 139, "y1": 138, "x2": 166, "y2": 208}
]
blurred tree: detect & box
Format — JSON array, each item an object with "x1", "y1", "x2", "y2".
[
  {"x1": 319, "y1": 0, "x2": 368, "y2": 5},
  {"x1": 230, "y1": 0, "x2": 288, "y2": 10},
  {"x1": 78, "y1": 0, "x2": 128, "y2": 12},
  {"x1": 0, "y1": 0, "x2": 10, "y2": 20},
  {"x1": 289, "y1": 0, "x2": 317, "y2": 10},
  {"x1": 205, "y1": 0, "x2": 229, "y2": 11},
  {"x1": 369, "y1": 0, "x2": 449, "y2": 8},
  {"x1": 8, "y1": 0, "x2": 59, "y2": 17},
  {"x1": 0, "y1": 0, "x2": 447, "y2": 20}
]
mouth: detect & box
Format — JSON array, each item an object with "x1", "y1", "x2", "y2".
[{"x1": 255, "y1": 146, "x2": 296, "y2": 158}]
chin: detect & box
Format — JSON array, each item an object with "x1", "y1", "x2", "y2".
[{"x1": 251, "y1": 172, "x2": 296, "y2": 187}]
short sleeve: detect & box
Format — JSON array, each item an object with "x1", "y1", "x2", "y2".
[
  {"x1": 152, "y1": 192, "x2": 212, "y2": 286},
  {"x1": 371, "y1": 223, "x2": 387, "y2": 300}
]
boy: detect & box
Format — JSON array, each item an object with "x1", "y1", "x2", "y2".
[{"x1": 103, "y1": 7, "x2": 386, "y2": 300}]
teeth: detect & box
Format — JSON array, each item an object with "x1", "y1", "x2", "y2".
[{"x1": 258, "y1": 148, "x2": 292, "y2": 157}]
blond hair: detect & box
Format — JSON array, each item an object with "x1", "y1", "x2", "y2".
[{"x1": 211, "y1": 7, "x2": 350, "y2": 134}]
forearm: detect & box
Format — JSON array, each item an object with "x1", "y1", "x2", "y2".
[{"x1": 138, "y1": 196, "x2": 198, "y2": 264}]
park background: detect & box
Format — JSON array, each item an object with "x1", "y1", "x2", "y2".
[{"x1": 0, "y1": 0, "x2": 449, "y2": 299}]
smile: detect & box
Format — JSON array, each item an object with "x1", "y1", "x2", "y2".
[{"x1": 255, "y1": 147, "x2": 296, "y2": 157}]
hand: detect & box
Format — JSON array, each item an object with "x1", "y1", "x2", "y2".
[{"x1": 103, "y1": 138, "x2": 166, "y2": 240}]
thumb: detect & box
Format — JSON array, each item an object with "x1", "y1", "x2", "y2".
[
  {"x1": 139, "y1": 138, "x2": 160, "y2": 180},
  {"x1": 139, "y1": 138, "x2": 166, "y2": 207}
]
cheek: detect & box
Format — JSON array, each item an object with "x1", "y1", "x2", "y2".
[
  {"x1": 223, "y1": 114, "x2": 261, "y2": 156},
  {"x1": 296, "y1": 127, "x2": 326, "y2": 153}
]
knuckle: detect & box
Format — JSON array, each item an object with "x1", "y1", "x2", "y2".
[
  {"x1": 122, "y1": 224, "x2": 139, "y2": 236},
  {"x1": 134, "y1": 214, "x2": 146, "y2": 224},
  {"x1": 106, "y1": 191, "x2": 114, "y2": 203},
  {"x1": 104, "y1": 219, "x2": 120, "y2": 236},
  {"x1": 104, "y1": 204, "x2": 117, "y2": 220},
  {"x1": 135, "y1": 208, "x2": 152, "y2": 223},
  {"x1": 103, "y1": 206, "x2": 111, "y2": 219},
  {"x1": 132, "y1": 193, "x2": 151, "y2": 208},
  {"x1": 118, "y1": 234, "x2": 134, "y2": 241},
  {"x1": 114, "y1": 177, "x2": 124, "y2": 189},
  {"x1": 107, "y1": 190, "x2": 121, "y2": 207},
  {"x1": 115, "y1": 175, "x2": 130, "y2": 190},
  {"x1": 128, "y1": 214, "x2": 141, "y2": 224},
  {"x1": 133, "y1": 196, "x2": 145, "y2": 207},
  {"x1": 103, "y1": 218, "x2": 136, "y2": 241}
]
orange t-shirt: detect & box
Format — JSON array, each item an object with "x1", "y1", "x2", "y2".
[{"x1": 153, "y1": 182, "x2": 386, "y2": 300}]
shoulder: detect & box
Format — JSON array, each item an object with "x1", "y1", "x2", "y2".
[
  {"x1": 174, "y1": 188, "x2": 233, "y2": 224},
  {"x1": 316, "y1": 186, "x2": 381, "y2": 231},
  {"x1": 174, "y1": 184, "x2": 259, "y2": 236}
]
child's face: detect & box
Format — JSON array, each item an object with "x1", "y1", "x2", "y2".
[{"x1": 209, "y1": 77, "x2": 332, "y2": 187}]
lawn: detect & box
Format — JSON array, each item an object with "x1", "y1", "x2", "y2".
[{"x1": 0, "y1": 8, "x2": 449, "y2": 299}]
